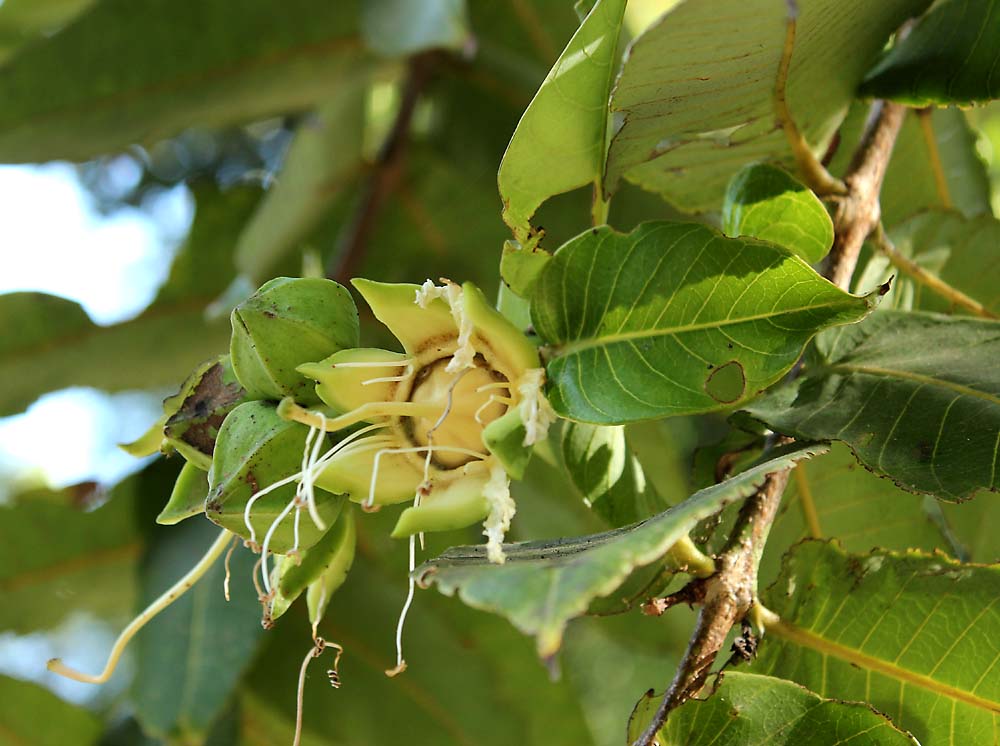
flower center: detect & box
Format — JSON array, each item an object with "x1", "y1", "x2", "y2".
[{"x1": 404, "y1": 356, "x2": 509, "y2": 469}]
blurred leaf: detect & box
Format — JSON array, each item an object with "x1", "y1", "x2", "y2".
[
  {"x1": 361, "y1": 0, "x2": 470, "y2": 58},
  {"x1": 605, "y1": 0, "x2": 929, "y2": 211},
  {"x1": 0, "y1": 0, "x2": 364, "y2": 162},
  {"x1": 0, "y1": 471, "x2": 146, "y2": 633},
  {"x1": 132, "y1": 520, "x2": 264, "y2": 741},
  {"x1": 861, "y1": 0, "x2": 1000, "y2": 106},
  {"x1": 758, "y1": 540, "x2": 1000, "y2": 746},
  {"x1": 741, "y1": 311, "x2": 1000, "y2": 500},
  {"x1": 761, "y1": 444, "x2": 956, "y2": 584},
  {"x1": 234, "y1": 86, "x2": 368, "y2": 282},
  {"x1": 417, "y1": 443, "x2": 826, "y2": 658},
  {"x1": 531, "y1": 222, "x2": 878, "y2": 424},
  {"x1": 0, "y1": 184, "x2": 258, "y2": 416},
  {"x1": 245, "y1": 530, "x2": 595, "y2": 746},
  {"x1": 628, "y1": 672, "x2": 917, "y2": 745},
  {"x1": 722, "y1": 163, "x2": 833, "y2": 264},
  {"x1": 830, "y1": 106, "x2": 991, "y2": 229},
  {"x1": 0, "y1": 675, "x2": 101, "y2": 746},
  {"x1": 498, "y1": 0, "x2": 626, "y2": 239},
  {"x1": 560, "y1": 421, "x2": 667, "y2": 526},
  {"x1": 0, "y1": 0, "x2": 93, "y2": 63}
]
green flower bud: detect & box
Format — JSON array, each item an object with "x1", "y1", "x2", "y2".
[
  {"x1": 230, "y1": 277, "x2": 359, "y2": 403},
  {"x1": 206, "y1": 400, "x2": 345, "y2": 553}
]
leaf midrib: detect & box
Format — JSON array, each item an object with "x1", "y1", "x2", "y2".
[
  {"x1": 551, "y1": 298, "x2": 858, "y2": 357},
  {"x1": 769, "y1": 616, "x2": 1000, "y2": 715},
  {"x1": 825, "y1": 362, "x2": 1000, "y2": 407}
]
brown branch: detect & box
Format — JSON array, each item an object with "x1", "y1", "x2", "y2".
[
  {"x1": 327, "y1": 52, "x2": 438, "y2": 283},
  {"x1": 633, "y1": 45, "x2": 913, "y2": 746}
]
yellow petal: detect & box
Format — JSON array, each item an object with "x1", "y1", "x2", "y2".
[
  {"x1": 352, "y1": 279, "x2": 456, "y2": 355},
  {"x1": 313, "y1": 438, "x2": 423, "y2": 505},
  {"x1": 462, "y1": 282, "x2": 539, "y2": 376},
  {"x1": 391, "y1": 472, "x2": 490, "y2": 538},
  {"x1": 297, "y1": 348, "x2": 409, "y2": 414}
]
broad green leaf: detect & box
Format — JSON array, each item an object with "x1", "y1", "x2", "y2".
[
  {"x1": 0, "y1": 675, "x2": 101, "y2": 746},
  {"x1": 361, "y1": 0, "x2": 470, "y2": 57},
  {"x1": 0, "y1": 0, "x2": 363, "y2": 162},
  {"x1": 828, "y1": 105, "x2": 991, "y2": 229},
  {"x1": 722, "y1": 163, "x2": 834, "y2": 264},
  {"x1": 605, "y1": 0, "x2": 929, "y2": 211},
  {"x1": 886, "y1": 210, "x2": 1000, "y2": 315},
  {"x1": 416, "y1": 442, "x2": 826, "y2": 657},
  {"x1": 133, "y1": 520, "x2": 264, "y2": 741},
  {"x1": 561, "y1": 421, "x2": 668, "y2": 527},
  {"x1": 861, "y1": 0, "x2": 1000, "y2": 106},
  {"x1": 761, "y1": 444, "x2": 957, "y2": 583},
  {"x1": 530, "y1": 222, "x2": 879, "y2": 424},
  {"x1": 0, "y1": 184, "x2": 259, "y2": 417},
  {"x1": 741, "y1": 311, "x2": 1000, "y2": 500},
  {"x1": 757, "y1": 540, "x2": 1000, "y2": 746},
  {"x1": 498, "y1": 0, "x2": 627, "y2": 239},
  {"x1": 0, "y1": 470, "x2": 146, "y2": 633},
  {"x1": 628, "y1": 672, "x2": 917, "y2": 745},
  {"x1": 234, "y1": 86, "x2": 368, "y2": 283}
]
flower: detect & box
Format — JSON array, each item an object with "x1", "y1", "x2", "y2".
[{"x1": 283, "y1": 278, "x2": 554, "y2": 563}]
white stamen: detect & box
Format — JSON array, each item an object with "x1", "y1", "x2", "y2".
[
  {"x1": 260, "y1": 495, "x2": 301, "y2": 594},
  {"x1": 517, "y1": 368, "x2": 557, "y2": 446},
  {"x1": 482, "y1": 463, "x2": 515, "y2": 564},
  {"x1": 474, "y1": 394, "x2": 514, "y2": 425},
  {"x1": 416, "y1": 279, "x2": 475, "y2": 373},
  {"x1": 366, "y1": 445, "x2": 487, "y2": 508},
  {"x1": 331, "y1": 359, "x2": 414, "y2": 368},
  {"x1": 475, "y1": 382, "x2": 511, "y2": 393},
  {"x1": 362, "y1": 363, "x2": 414, "y2": 386}
]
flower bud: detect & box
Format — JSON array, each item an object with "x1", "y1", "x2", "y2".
[
  {"x1": 206, "y1": 400, "x2": 344, "y2": 553},
  {"x1": 230, "y1": 277, "x2": 359, "y2": 403}
]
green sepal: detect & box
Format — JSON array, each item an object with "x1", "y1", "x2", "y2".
[
  {"x1": 463, "y1": 281, "x2": 539, "y2": 374},
  {"x1": 351, "y1": 278, "x2": 454, "y2": 354},
  {"x1": 306, "y1": 508, "x2": 357, "y2": 627},
  {"x1": 391, "y1": 476, "x2": 489, "y2": 538},
  {"x1": 163, "y1": 355, "x2": 248, "y2": 470},
  {"x1": 206, "y1": 400, "x2": 344, "y2": 553},
  {"x1": 156, "y1": 461, "x2": 209, "y2": 525},
  {"x1": 483, "y1": 408, "x2": 531, "y2": 480},
  {"x1": 230, "y1": 277, "x2": 359, "y2": 403},
  {"x1": 278, "y1": 500, "x2": 348, "y2": 599},
  {"x1": 119, "y1": 413, "x2": 169, "y2": 457}
]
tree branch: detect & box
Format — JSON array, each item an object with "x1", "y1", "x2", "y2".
[
  {"x1": 633, "y1": 46, "x2": 911, "y2": 746},
  {"x1": 326, "y1": 52, "x2": 438, "y2": 283}
]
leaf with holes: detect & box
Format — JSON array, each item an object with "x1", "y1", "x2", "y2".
[
  {"x1": 757, "y1": 540, "x2": 1000, "y2": 746},
  {"x1": 723, "y1": 163, "x2": 834, "y2": 264},
  {"x1": 498, "y1": 0, "x2": 626, "y2": 239},
  {"x1": 627, "y1": 672, "x2": 918, "y2": 745},
  {"x1": 740, "y1": 311, "x2": 1000, "y2": 500},
  {"x1": 416, "y1": 442, "x2": 826, "y2": 658},
  {"x1": 604, "y1": 0, "x2": 929, "y2": 211},
  {"x1": 860, "y1": 0, "x2": 1000, "y2": 106},
  {"x1": 530, "y1": 222, "x2": 879, "y2": 424}
]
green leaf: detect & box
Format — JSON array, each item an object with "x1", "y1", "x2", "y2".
[
  {"x1": 828, "y1": 106, "x2": 991, "y2": 229},
  {"x1": 0, "y1": 675, "x2": 101, "y2": 746},
  {"x1": 561, "y1": 421, "x2": 667, "y2": 527},
  {"x1": 157, "y1": 461, "x2": 209, "y2": 525},
  {"x1": 628, "y1": 672, "x2": 917, "y2": 745},
  {"x1": 132, "y1": 520, "x2": 264, "y2": 741},
  {"x1": 207, "y1": 401, "x2": 344, "y2": 554},
  {"x1": 0, "y1": 0, "x2": 363, "y2": 162},
  {"x1": 722, "y1": 163, "x2": 834, "y2": 264},
  {"x1": 416, "y1": 442, "x2": 826, "y2": 657},
  {"x1": 531, "y1": 222, "x2": 879, "y2": 424},
  {"x1": 757, "y1": 540, "x2": 1000, "y2": 746},
  {"x1": 741, "y1": 311, "x2": 1000, "y2": 500},
  {"x1": 605, "y1": 0, "x2": 929, "y2": 211},
  {"x1": 861, "y1": 0, "x2": 1000, "y2": 106},
  {"x1": 0, "y1": 184, "x2": 259, "y2": 417},
  {"x1": 761, "y1": 444, "x2": 958, "y2": 583},
  {"x1": 360, "y1": 0, "x2": 470, "y2": 57},
  {"x1": 0, "y1": 471, "x2": 144, "y2": 633},
  {"x1": 498, "y1": 0, "x2": 627, "y2": 238},
  {"x1": 233, "y1": 87, "x2": 368, "y2": 282}
]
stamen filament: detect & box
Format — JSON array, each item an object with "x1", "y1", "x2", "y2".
[
  {"x1": 223, "y1": 534, "x2": 238, "y2": 602},
  {"x1": 331, "y1": 359, "x2": 413, "y2": 368},
  {"x1": 367, "y1": 445, "x2": 487, "y2": 508},
  {"x1": 279, "y1": 399, "x2": 442, "y2": 432},
  {"x1": 293, "y1": 636, "x2": 344, "y2": 746},
  {"x1": 261, "y1": 496, "x2": 300, "y2": 594},
  {"x1": 362, "y1": 364, "x2": 414, "y2": 386},
  {"x1": 47, "y1": 528, "x2": 232, "y2": 684},
  {"x1": 475, "y1": 382, "x2": 511, "y2": 393}
]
